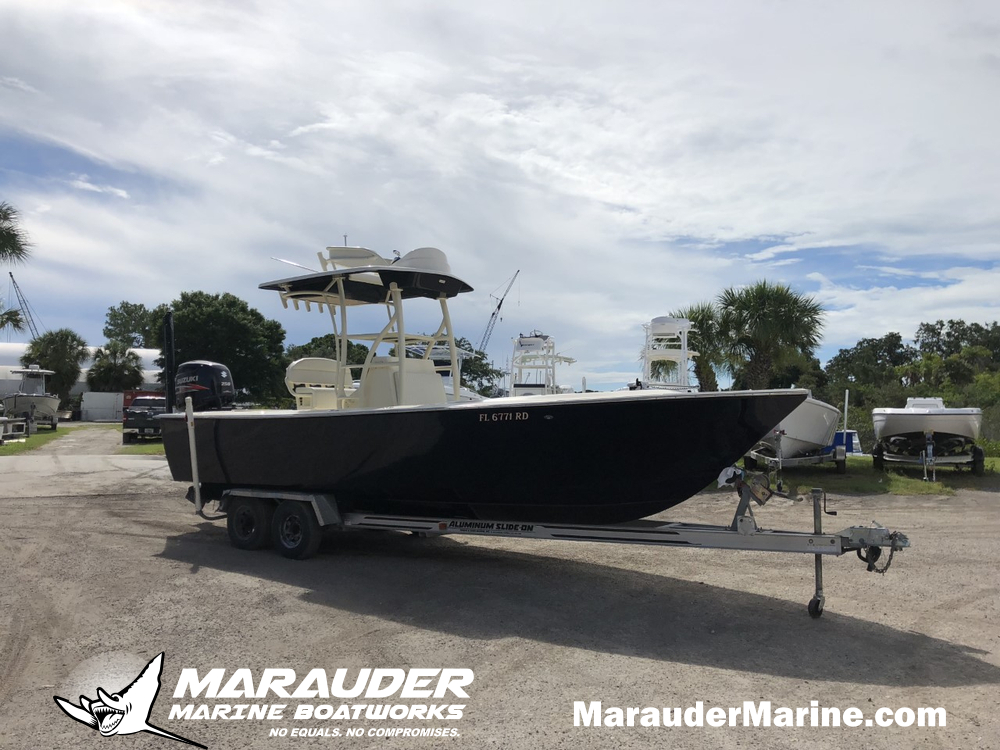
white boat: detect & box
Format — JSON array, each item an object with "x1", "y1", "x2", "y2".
[
  {"x1": 509, "y1": 331, "x2": 576, "y2": 396},
  {"x1": 872, "y1": 398, "x2": 982, "y2": 457},
  {"x1": 636, "y1": 316, "x2": 698, "y2": 392},
  {"x1": 2, "y1": 364, "x2": 60, "y2": 430},
  {"x1": 756, "y1": 396, "x2": 841, "y2": 459}
]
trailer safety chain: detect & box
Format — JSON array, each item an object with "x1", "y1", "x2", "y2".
[{"x1": 857, "y1": 534, "x2": 898, "y2": 575}]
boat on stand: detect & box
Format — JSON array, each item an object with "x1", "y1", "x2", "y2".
[
  {"x1": 2, "y1": 364, "x2": 60, "y2": 431},
  {"x1": 872, "y1": 397, "x2": 984, "y2": 477},
  {"x1": 161, "y1": 246, "x2": 808, "y2": 525},
  {"x1": 744, "y1": 395, "x2": 844, "y2": 476}
]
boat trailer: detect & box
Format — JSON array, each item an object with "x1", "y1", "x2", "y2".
[
  {"x1": 190, "y1": 470, "x2": 909, "y2": 619},
  {"x1": 873, "y1": 432, "x2": 985, "y2": 481},
  {"x1": 745, "y1": 429, "x2": 849, "y2": 493}
]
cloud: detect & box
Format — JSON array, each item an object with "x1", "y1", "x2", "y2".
[
  {"x1": 0, "y1": 1, "x2": 999, "y2": 387},
  {"x1": 67, "y1": 175, "x2": 129, "y2": 199},
  {"x1": 0, "y1": 75, "x2": 39, "y2": 94}
]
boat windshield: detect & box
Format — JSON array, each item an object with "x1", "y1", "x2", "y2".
[{"x1": 15, "y1": 369, "x2": 52, "y2": 396}]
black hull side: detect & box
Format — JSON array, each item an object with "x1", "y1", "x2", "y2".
[{"x1": 161, "y1": 391, "x2": 805, "y2": 524}]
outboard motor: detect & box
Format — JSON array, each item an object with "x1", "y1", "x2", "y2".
[{"x1": 175, "y1": 360, "x2": 236, "y2": 411}]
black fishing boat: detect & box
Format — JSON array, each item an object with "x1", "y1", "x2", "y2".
[{"x1": 160, "y1": 246, "x2": 807, "y2": 524}]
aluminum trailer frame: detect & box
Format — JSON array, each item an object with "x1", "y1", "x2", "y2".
[{"x1": 198, "y1": 478, "x2": 909, "y2": 620}]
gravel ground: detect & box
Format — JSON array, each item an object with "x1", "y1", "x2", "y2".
[{"x1": 0, "y1": 427, "x2": 997, "y2": 749}]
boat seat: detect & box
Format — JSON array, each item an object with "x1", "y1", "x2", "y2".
[
  {"x1": 394, "y1": 358, "x2": 447, "y2": 406},
  {"x1": 352, "y1": 357, "x2": 399, "y2": 409},
  {"x1": 350, "y1": 357, "x2": 447, "y2": 409},
  {"x1": 285, "y1": 358, "x2": 340, "y2": 395},
  {"x1": 286, "y1": 358, "x2": 341, "y2": 410}
]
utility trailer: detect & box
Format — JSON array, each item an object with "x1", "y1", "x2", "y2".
[{"x1": 186, "y1": 472, "x2": 909, "y2": 619}]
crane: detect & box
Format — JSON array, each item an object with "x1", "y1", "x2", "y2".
[
  {"x1": 477, "y1": 270, "x2": 519, "y2": 352},
  {"x1": 9, "y1": 272, "x2": 41, "y2": 339}
]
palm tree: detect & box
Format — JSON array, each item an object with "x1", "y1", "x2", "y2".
[
  {"x1": 0, "y1": 305, "x2": 24, "y2": 335},
  {"x1": 87, "y1": 340, "x2": 145, "y2": 392},
  {"x1": 1, "y1": 201, "x2": 30, "y2": 336},
  {"x1": 717, "y1": 280, "x2": 824, "y2": 390},
  {"x1": 0, "y1": 201, "x2": 32, "y2": 264},
  {"x1": 668, "y1": 301, "x2": 726, "y2": 392},
  {"x1": 21, "y1": 329, "x2": 90, "y2": 406}
]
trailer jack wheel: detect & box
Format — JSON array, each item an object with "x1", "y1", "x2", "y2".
[
  {"x1": 272, "y1": 501, "x2": 322, "y2": 560},
  {"x1": 808, "y1": 597, "x2": 824, "y2": 619}
]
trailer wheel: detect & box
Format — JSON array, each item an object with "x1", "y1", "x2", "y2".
[
  {"x1": 968, "y1": 445, "x2": 984, "y2": 477},
  {"x1": 272, "y1": 501, "x2": 322, "y2": 560},
  {"x1": 227, "y1": 496, "x2": 274, "y2": 550},
  {"x1": 808, "y1": 598, "x2": 824, "y2": 619},
  {"x1": 743, "y1": 455, "x2": 758, "y2": 471},
  {"x1": 872, "y1": 445, "x2": 885, "y2": 471},
  {"x1": 835, "y1": 459, "x2": 846, "y2": 475}
]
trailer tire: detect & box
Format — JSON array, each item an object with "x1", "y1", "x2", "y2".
[
  {"x1": 971, "y1": 446, "x2": 985, "y2": 477},
  {"x1": 227, "y1": 496, "x2": 274, "y2": 550},
  {"x1": 272, "y1": 501, "x2": 322, "y2": 560},
  {"x1": 743, "y1": 455, "x2": 758, "y2": 471},
  {"x1": 872, "y1": 445, "x2": 885, "y2": 472},
  {"x1": 835, "y1": 459, "x2": 847, "y2": 475}
]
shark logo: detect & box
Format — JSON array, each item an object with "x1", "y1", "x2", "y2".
[{"x1": 54, "y1": 652, "x2": 206, "y2": 748}]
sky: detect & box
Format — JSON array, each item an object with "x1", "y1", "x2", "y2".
[{"x1": 1, "y1": 0, "x2": 998, "y2": 390}]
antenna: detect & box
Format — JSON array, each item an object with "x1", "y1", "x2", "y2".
[
  {"x1": 9, "y1": 272, "x2": 41, "y2": 339},
  {"x1": 270, "y1": 257, "x2": 320, "y2": 273},
  {"x1": 343, "y1": 234, "x2": 348, "y2": 245}
]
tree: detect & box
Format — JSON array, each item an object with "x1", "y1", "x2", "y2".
[
  {"x1": 717, "y1": 281, "x2": 824, "y2": 390},
  {"x1": 916, "y1": 319, "x2": 1000, "y2": 365},
  {"x1": 454, "y1": 337, "x2": 504, "y2": 396},
  {"x1": 0, "y1": 201, "x2": 32, "y2": 264},
  {"x1": 20, "y1": 329, "x2": 89, "y2": 406},
  {"x1": 0, "y1": 305, "x2": 24, "y2": 335},
  {"x1": 168, "y1": 292, "x2": 286, "y2": 404},
  {"x1": 286, "y1": 334, "x2": 369, "y2": 368},
  {"x1": 766, "y1": 350, "x2": 828, "y2": 392},
  {"x1": 103, "y1": 301, "x2": 170, "y2": 348},
  {"x1": 1, "y1": 200, "x2": 30, "y2": 335},
  {"x1": 668, "y1": 302, "x2": 725, "y2": 392},
  {"x1": 825, "y1": 332, "x2": 918, "y2": 387},
  {"x1": 87, "y1": 340, "x2": 144, "y2": 392}
]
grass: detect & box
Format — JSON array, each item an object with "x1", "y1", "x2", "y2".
[
  {"x1": 0, "y1": 422, "x2": 113, "y2": 456},
  {"x1": 118, "y1": 440, "x2": 165, "y2": 456},
  {"x1": 773, "y1": 456, "x2": 1000, "y2": 497}
]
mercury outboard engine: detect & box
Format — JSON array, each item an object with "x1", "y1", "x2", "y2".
[{"x1": 175, "y1": 360, "x2": 236, "y2": 411}]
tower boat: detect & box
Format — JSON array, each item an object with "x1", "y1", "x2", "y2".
[{"x1": 160, "y1": 247, "x2": 807, "y2": 524}]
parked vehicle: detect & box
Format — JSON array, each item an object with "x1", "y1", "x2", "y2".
[{"x1": 122, "y1": 396, "x2": 167, "y2": 444}]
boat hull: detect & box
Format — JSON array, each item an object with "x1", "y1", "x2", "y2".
[
  {"x1": 161, "y1": 389, "x2": 807, "y2": 524},
  {"x1": 2, "y1": 394, "x2": 60, "y2": 423},
  {"x1": 756, "y1": 397, "x2": 840, "y2": 458},
  {"x1": 872, "y1": 405, "x2": 982, "y2": 456}
]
